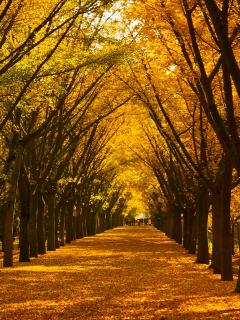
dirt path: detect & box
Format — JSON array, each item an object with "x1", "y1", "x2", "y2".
[{"x1": 0, "y1": 226, "x2": 239, "y2": 319}]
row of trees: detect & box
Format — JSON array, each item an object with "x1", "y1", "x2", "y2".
[
  {"x1": 119, "y1": 0, "x2": 240, "y2": 292},
  {"x1": 0, "y1": 0, "x2": 129, "y2": 267}
]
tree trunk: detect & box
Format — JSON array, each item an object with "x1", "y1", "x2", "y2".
[
  {"x1": 166, "y1": 205, "x2": 173, "y2": 238},
  {"x1": 19, "y1": 215, "x2": 30, "y2": 262},
  {"x1": 82, "y1": 209, "x2": 88, "y2": 237},
  {"x1": 65, "y1": 201, "x2": 74, "y2": 243},
  {"x1": 172, "y1": 209, "x2": 182, "y2": 245},
  {"x1": 2, "y1": 142, "x2": 24, "y2": 267},
  {"x1": 211, "y1": 191, "x2": 221, "y2": 274},
  {"x1": 59, "y1": 206, "x2": 65, "y2": 246},
  {"x1": 95, "y1": 213, "x2": 100, "y2": 234},
  {"x1": 18, "y1": 164, "x2": 31, "y2": 262},
  {"x1": 235, "y1": 267, "x2": 240, "y2": 293},
  {"x1": 183, "y1": 209, "x2": 192, "y2": 250},
  {"x1": 220, "y1": 156, "x2": 233, "y2": 280},
  {"x1": 29, "y1": 191, "x2": 38, "y2": 257},
  {"x1": 105, "y1": 212, "x2": 112, "y2": 230},
  {"x1": 37, "y1": 192, "x2": 46, "y2": 254},
  {"x1": 46, "y1": 185, "x2": 56, "y2": 251},
  {"x1": 86, "y1": 211, "x2": 96, "y2": 236},
  {"x1": 73, "y1": 207, "x2": 77, "y2": 241},
  {"x1": 196, "y1": 185, "x2": 210, "y2": 264},
  {"x1": 55, "y1": 206, "x2": 60, "y2": 249},
  {"x1": 76, "y1": 211, "x2": 84, "y2": 239},
  {"x1": 231, "y1": 222, "x2": 235, "y2": 255},
  {"x1": 98, "y1": 212, "x2": 105, "y2": 233},
  {"x1": 188, "y1": 213, "x2": 196, "y2": 254}
]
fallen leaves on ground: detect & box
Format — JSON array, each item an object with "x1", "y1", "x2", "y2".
[{"x1": 0, "y1": 226, "x2": 240, "y2": 319}]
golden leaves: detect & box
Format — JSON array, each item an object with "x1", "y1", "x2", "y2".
[{"x1": 1, "y1": 227, "x2": 240, "y2": 319}]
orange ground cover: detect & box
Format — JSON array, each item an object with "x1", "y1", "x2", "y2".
[{"x1": 0, "y1": 226, "x2": 240, "y2": 319}]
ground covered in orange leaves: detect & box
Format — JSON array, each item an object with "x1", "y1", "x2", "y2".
[{"x1": 0, "y1": 226, "x2": 240, "y2": 320}]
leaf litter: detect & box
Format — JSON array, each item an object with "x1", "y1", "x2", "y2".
[{"x1": 0, "y1": 226, "x2": 240, "y2": 319}]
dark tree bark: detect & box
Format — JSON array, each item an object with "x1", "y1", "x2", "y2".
[
  {"x1": 219, "y1": 156, "x2": 233, "y2": 280},
  {"x1": 29, "y1": 191, "x2": 38, "y2": 257},
  {"x1": 211, "y1": 191, "x2": 222, "y2": 274},
  {"x1": 59, "y1": 206, "x2": 65, "y2": 246},
  {"x1": 46, "y1": 183, "x2": 57, "y2": 251},
  {"x1": 105, "y1": 212, "x2": 112, "y2": 231},
  {"x1": 19, "y1": 215, "x2": 30, "y2": 262},
  {"x1": 18, "y1": 165, "x2": 31, "y2": 262},
  {"x1": 183, "y1": 208, "x2": 194, "y2": 251},
  {"x1": 86, "y1": 211, "x2": 96, "y2": 236},
  {"x1": 76, "y1": 210, "x2": 84, "y2": 239},
  {"x1": 196, "y1": 184, "x2": 210, "y2": 264},
  {"x1": 188, "y1": 213, "x2": 196, "y2": 255},
  {"x1": 37, "y1": 191, "x2": 46, "y2": 254},
  {"x1": 172, "y1": 209, "x2": 182, "y2": 245},
  {"x1": 2, "y1": 141, "x2": 24, "y2": 266},
  {"x1": 55, "y1": 205, "x2": 60, "y2": 249},
  {"x1": 235, "y1": 267, "x2": 240, "y2": 293},
  {"x1": 65, "y1": 201, "x2": 74, "y2": 243}
]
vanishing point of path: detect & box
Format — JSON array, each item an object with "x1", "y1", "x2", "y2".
[{"x1": 0, "y1": 227, "x2": 240, "y2": 320}]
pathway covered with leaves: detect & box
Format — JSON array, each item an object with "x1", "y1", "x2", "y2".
[{"x1": 0, "y1": 227, "x2": 240, "y2": 319}]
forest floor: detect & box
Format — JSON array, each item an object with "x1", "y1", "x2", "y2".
[{"x1": 0, "y1": 226, "x2": 240, "y2": 320}]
